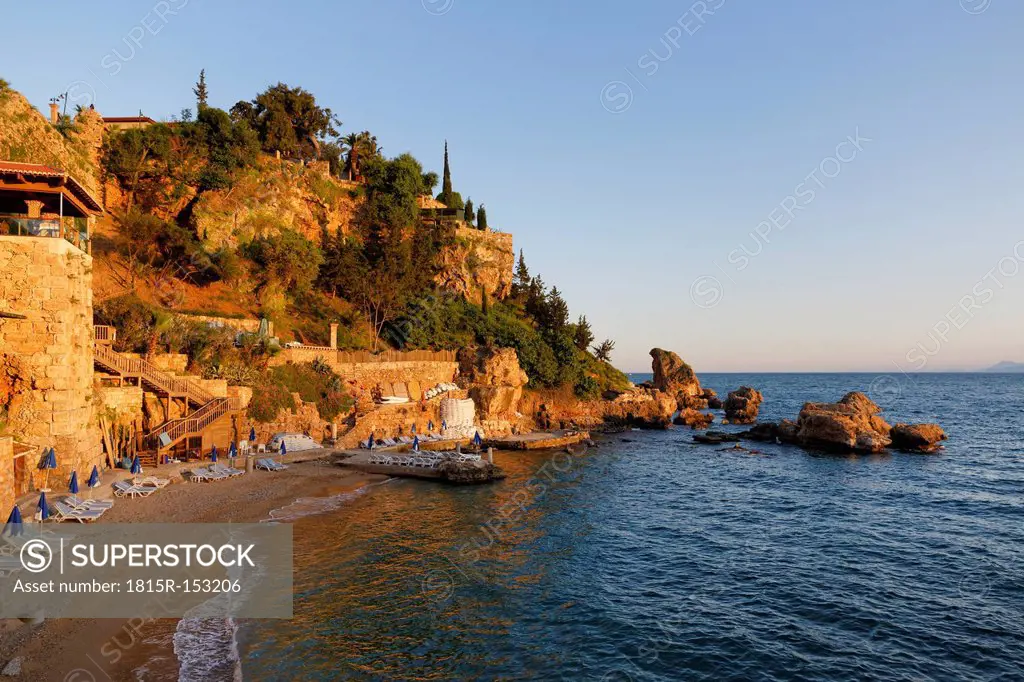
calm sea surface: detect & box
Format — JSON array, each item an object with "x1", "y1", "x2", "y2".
[{"x1": 232, "y1": 373, "x2": 1024, "y2": 681}]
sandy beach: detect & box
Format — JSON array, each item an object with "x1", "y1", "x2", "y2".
[{"x1": 0, "y1": 459, "x2": 387, "y2": 682}]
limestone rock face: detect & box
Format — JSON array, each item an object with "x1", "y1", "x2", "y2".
[
  {"x1": 602, "y1": 388, "x2": 678, "y2": 429},
  {"x1": 650, "y1": 348, "x2": 702, "y2": 398},
  {"x1": 459, "y1": 347, "x2": 528, "y2": 433},
  {"x1": 436, "y1": 227, "x2": 515, "y2": 300},
  {"x1": 674, "y1": 408, "x2": 714, "y2": 430},
  {"x1": 890, "y1": 423, "x2": 947, "y2": 453},
  {"x1": 724, "y1": 387, "x2": 763, "y2": 424},
  {"x1": 796, "y1": 392, "x2": 891, "y2": 453},
  {"x1": 679, "y1": 394, "x2": 709, "y2": 410}
]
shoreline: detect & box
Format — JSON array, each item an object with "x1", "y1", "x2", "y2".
[{"x1": 0, "y1": 462, "x2": 388, "y2": 682}]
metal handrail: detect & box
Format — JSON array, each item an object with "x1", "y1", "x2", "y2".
[{"x1": 150, "y1": 397, "x2": 231, "y2": 444}]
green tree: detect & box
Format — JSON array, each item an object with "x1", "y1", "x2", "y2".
[
  {"x1": 194, "y1": 69, "x2": 208, "y2": 110},
  {"x1": 436, "y1": 140, "x2": 464, "y2": 210},
  {"x1": 102, "y1": 125, "x2": 173, "y2": 209},
  {"x1": 422, "y1": 171, "x2": 439, "y2": 193},
  {"x1": 593, "y1": 339, "x2": 616, "y2": 362},
  {"x1": 511, "y1": 250, "x2": 530, "y2": 300},
  {"x1": 244, "y1": 229, "x2": 324, "y2": 296},
  {"x1": 232, "y1": 83, "x2": 340, "y2": 160},
  {"x1": 573, "y1": 315, "x2": 594, "y2": 351},
  {"x1": 464, "y1": 198, "x2": 475, "y2": 225},
  {"x1": 195, "y1": 106, "x2": 260, "y2": 190},
  {"x1": 341, "y1": 131, "x2": 380, "y2": 181},
  {"x1": 477, "y1": 204, "x2": 488, "y2": 230}
]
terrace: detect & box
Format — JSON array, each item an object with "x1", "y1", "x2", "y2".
[{"x1": 0, "y1": 161, "x2": 103, "y2": 253}]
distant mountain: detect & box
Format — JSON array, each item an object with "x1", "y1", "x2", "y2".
[{"x1": 983, "y1": 361, "x2": 1024, "y2": 373}]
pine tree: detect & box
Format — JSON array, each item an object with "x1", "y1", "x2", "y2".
[
  {"x1": 544, "y1": 287, "x2": 569, "y2": 332},
  {"x1": 464, "y1": 198, "x2": 475, "y2": 225},
  {"x1": 481, "y1": 286, "x2": 490, "y2": 316},
  {"x1": 194, "y1": 69, "x2": 209, "y2": 110},
  {"x1": 511, "y1": 250, "x2": 531, "y2": 300},
  {"x1": 477, "y1": 204, "x2": 488, "y2": 230},
  {"x1": 573, "y1": 315, "x2": 594, "y2": 351}
]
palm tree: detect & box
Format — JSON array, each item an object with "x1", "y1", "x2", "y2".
[
  {"x1": 341, "y1": 131, "x2": 380, "y2": 182},
  {"x1": 592, "y1": 339, "x2": 616, "y2": 362}
]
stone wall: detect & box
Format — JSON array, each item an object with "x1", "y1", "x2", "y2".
[
  {"x1": 95, "y1": 385, "x2": 144, "y2": 426},
  {"x1": 174, "y1": 314, "x2": 269, "y2": 337},
  {"x1": 0, "y1": 438, "x2": 12, "y2": 514},
  {"x1": 0, "y1": 237, "x2": 103, "y2": 490}
]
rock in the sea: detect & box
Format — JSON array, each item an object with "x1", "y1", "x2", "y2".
[
  {"x1": 777, "y1": 419, "x2": 800, "y2": 444},
  {"x1": 603, "y1": 388, "x2": 678, "y2": 429},
  {"x1": 796, "y1": 392, "x2": 891, "y2": 453},
  {"x1": 890, "y1": 423, "x2": 947, "y2": 453},
  {"x1": 650, "y1": 348, "x2": 702, "y2": 399},
  {"x1": 724, "y1": 387, "x2": 763, "y2": 424},
  {"x1": 679, "y1": 394, "x2": 709, "y2": 410},
  {"x1": 438, "y1": 461, "x2": 507, "y2": 484},
  {"x1": 674, "y1": 408, "x2": 714, "y2": 430},
  {"x1": 693, "y1": 431, "x2": 741, "y2": 445},
  {"x1": 703, "y1": 388, "x2": 723, "y2": 409},
  {"x1": 739, "y1": 422, "x2": 779, "y2": 442}
]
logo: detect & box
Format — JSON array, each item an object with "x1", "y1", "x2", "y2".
[
  {"x1": 422, "y1": 0, "x2": 455, "y2": 16},
  {"x1": 600, "y1": 81, "x2": 634, "y2": 114},
  {"x1": 960, "y1": 0, "x2": 992, "y2": 14},
  {"x1": 20, "y1": 539, "x2": 53, "y2": 573},
  {"x1": 689, "y1": 275, "x2": 723, "y2": 309}
]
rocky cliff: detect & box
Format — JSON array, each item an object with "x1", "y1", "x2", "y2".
[
  {"x1": 191, "y1": 160, "x2": 361, "y2": 249},
  {"x1": 437, "y1": 226, "x2": 515, "y2": 300},
  {"x1": 0, "y1": 86, "x2": 103, "y2": 197}
]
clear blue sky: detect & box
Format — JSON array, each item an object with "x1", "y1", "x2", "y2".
[{"x1": 4, "y1": 0, "x2": 1023, "y2": 372}]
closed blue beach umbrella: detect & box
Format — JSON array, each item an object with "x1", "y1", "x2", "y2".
[
  {"x1": 411, "y1": 423, "x2": 417, "y2": 434},
  {"x1": 367, "y1": 431, "x2": 375, "y2": 450},
  {"x1": 473, "y1": 431, "x2": 483, "y2": 447},
  {"x1": 45, "y1": 448, "x2": 57, "y2": 470},
  {"x1": 68, "y1": 471, "x2": 79, "y2": 494},
  {"x1": 280, "y1": 440, "x2": 287, "y2": 456},
  {"x1": 442, "y1": 420, "x2": 448, "y2": 431},
  {"x1": 88, "y1": 466, "x2": 100, "y2": 488},
  {"x1": 428, "y1": 420, "x2": 434, "y2": 432},
  {"x1": 249, "y1": 426, "x2": 257, "y2": 442},
  {"x1": 4, "y1": 507, "x2": 23, "y2": 536},
  {"x1": 229, "y1": 442, "x2": 238, "y2": 461},
  {"x1": 130, "y1": 456, "x2": 141, "y2": 475},
  {"x1": 211, "y1": 445, "x2": 218, "y2": 462},
  {"x1": 37, "y1": 492, "x2": 49, "y2": 521},
  {"x1": 413, "y1": 435, "x2": 420, "y2": 452}
]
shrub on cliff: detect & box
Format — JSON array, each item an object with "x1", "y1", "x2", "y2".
[
  {"x1": 94, "y1": 294, "x2": 157, "y2": 354},
  {"x1": 247, "y1": 363, "x2": 352, "y2": 423}
]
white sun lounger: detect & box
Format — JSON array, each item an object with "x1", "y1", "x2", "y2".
[
  {"x1": 52, "y1": 500, "x2": 105, "y2": 523},
  {"x1": 66, "y1": 495, "x2": 114, "y2": 511},
  {"x1": 113, "y1": 480, "x2": 158, "y2": 498},
  {"x1": 136, "y1": 476, "x2": 171, "y2": 488}
]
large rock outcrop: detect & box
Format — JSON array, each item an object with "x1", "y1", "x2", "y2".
[
  {"x1": 436, "y1": 226, "x2": 515, "y2": 301},
  {"x1": 650, "y1": 349, "x2": 702, "y2": 399},
  {"x1": 724, "y1": 387, "x2": 763, "y2": 424},
  {"x1": 890, "y1": 423, "x2": 947, "y2": 453},
  {"x1": 796, "y1": 392, "x2": 891, "y2": 453},
  {"x1": 602, "y1": 388, "x2": 678, "y2": 429},
  {"x1": 459, "y1": 346, "x2": 529, "y2": 435}
]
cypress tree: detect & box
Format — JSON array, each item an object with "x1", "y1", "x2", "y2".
[
  {"x1": 464, "y1": 198, "x2": 475, "y2": 225},
  {"x1": 441, "y1": 141, "x2": 453, "y2": 196},
  {"x1": 477, "y1": 204, "x2": 488, "y2": 230}
]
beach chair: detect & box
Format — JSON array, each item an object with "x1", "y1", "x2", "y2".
[
  {"x1": 113, "y1": 480, "x2": 156, "y2": 498},
  {"x1": 52, "y1": 500, "x2": 105, "y2": 523},
  {"x1": 188, "y1": 468, "x2": 212, "y2": 482},
  {"x1": 136, "y1": 476, "x2": 171, "y2": 488},
  {"x1": 66, "y1": 495, "x2": 114, "y2": 511},
  {"x1": 211, "y1": 463, "x2": 244, "y2": 478},
  {"x1": 255, "y1": 458, "x2": 273, "y2": 471}
]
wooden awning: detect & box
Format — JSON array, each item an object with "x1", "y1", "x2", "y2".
[{"x1": 0, "y1": 161, "x2": 102, "y2": 216}]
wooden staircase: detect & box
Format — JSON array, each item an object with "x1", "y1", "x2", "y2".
[{"x1": 93, "y1": 341, "x2": 234, "y2": 452}]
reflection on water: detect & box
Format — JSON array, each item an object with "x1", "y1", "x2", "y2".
[{"x1": 239, "y1": 374, "x2": 1024, "y2": 681}]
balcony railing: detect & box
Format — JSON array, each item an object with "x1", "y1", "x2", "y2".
[{"x1": 0, "y1": 215, "x2": 89, "y2": 251}]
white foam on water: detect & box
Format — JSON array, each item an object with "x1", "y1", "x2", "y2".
[{"x1": 168, "y1": 478, "x2": 393, "y2": 680}]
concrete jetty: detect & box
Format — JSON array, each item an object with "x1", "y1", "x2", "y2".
[
  {"x1": 336, "y1": 449, "x2": 505, "y2": 484},
  {"x1": 482, "y1": 430, "x2": 590, "y2": 451}
]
